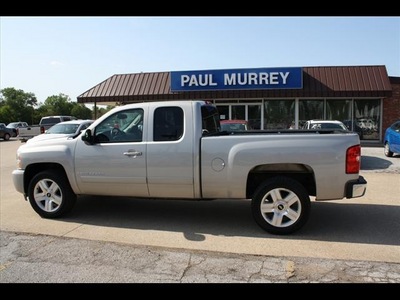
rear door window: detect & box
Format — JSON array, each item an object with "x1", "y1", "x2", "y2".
[{"x1": 153, "y1": 107, "x2": 184, "y2": 141}]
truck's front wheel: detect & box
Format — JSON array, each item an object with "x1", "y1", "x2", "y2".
[
  {"x1": 252, "y1": 177, "x2": 310, "y2": 235},
  {"x1": 28, "y1": 170, "x2": 77, "y2": 218}
]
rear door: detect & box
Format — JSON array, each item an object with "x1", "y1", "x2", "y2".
[{"x1": 146, "y1": 104, "x2": 195, "y2": 198}]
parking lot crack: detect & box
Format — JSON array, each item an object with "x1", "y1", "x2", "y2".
[
  {"x1": 180, "y1": 254, "x2": 206, "y2": 283},
  {"x1": 60, "y1": 224, "x2": 85, "y2": 237}
]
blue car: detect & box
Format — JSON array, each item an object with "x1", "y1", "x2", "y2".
[{"x1": 384, "y1": 120, "x2": 400, "y2": 157}]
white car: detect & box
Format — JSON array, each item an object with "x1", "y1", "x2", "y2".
[
  {"x1": 7, "y1": 121, "x2": 29, "y2": 136},
  {"x1": 27, "y1": 120, "x2": 93, "y2": 143},
  {"x1": 303, "y1": 120, "x2": 349, "y2": 131}
]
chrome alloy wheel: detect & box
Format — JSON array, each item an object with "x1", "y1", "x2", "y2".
[
  {"x1": 33, "y1": 178, "x2": 63, "y2": 213},
  {"x1": 259, "y1": 188, "x2": 302, "y2": 228}
]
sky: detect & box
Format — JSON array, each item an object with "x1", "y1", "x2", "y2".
[{"x1": 1, "y1": 16, "x2": 399, "y2": 104}]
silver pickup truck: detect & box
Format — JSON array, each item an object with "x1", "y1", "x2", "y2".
[{"x1": 12, "y1": 101, "x2": 367, "y2": 234}]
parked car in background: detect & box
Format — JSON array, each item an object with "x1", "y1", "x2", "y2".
[
  {"x1": 342, "y1": 120, "x2": 364, "y2": 139},
  {"x1": 220, "y1": 120, "x2": 252, "y2": 131},
  {"x1": 27, "y1": 120, "x2": 94, "y2": 144},
  {"x1": 303, "y1": 120, "x2": 349, "y2": 131},
  {"x1": 19, "y1": 115, "x2": 78, "y2": 141},
  {"x1": 7, "y1": 121, "x2": 29, "y2": 136},
  {"x1": 39, "y1": 115, "x2": 78, "y2": 133},
  {"x1": 383, "y1": 120, "x2": 400, "y2": 157},
  {"x1": 0, "y1": 123, "x2": 16, "y2": 141}
]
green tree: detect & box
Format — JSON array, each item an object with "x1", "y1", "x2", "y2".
[
  {"x1": 42, "y1": 93, "x2": 74, "y2": 116},
  {"x1": 70, "y1": 103, "x2": 92, "y2": 119},
  {"x1": 94, "y1": 105, "x2": 115, "y2": 119},
  {"x1": 0, "y1": 105, "x2": 14, "y2": 124},
  {"x1": 0, "y1": 87, "x2": 38, "y2": 124}
]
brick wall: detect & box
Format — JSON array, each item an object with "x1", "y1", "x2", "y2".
[{"x1": 382, "y1": 78, "x2": 400, "y2": 138}]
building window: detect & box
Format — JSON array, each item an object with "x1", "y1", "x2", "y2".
[
  {"x1": 231, "y1": 105, "x2": 245, "y2": 120},
  {"x1": 326, "y1": 99, "x2": 352, "y2": 121},
  {"x1": 217, "y1": 106, "x2": 229, "y2": 121},
  {"x1": 248, "y1": 105, "x2": 262, "y2": 129},
  {"x1": 354, "y1": 99, "x2": 380, "y2": 140},
  {"x1": 325, "y1": 99, "x2": 366, "y2": 139},
  {"x1": 216, "y1": 102, "x2": 262, "y2": 129},
  {"x1": 299, "y1": 99, "x2": 324, "y2": 128},
  {"x1": 264, "y1": 100, "x2": 295, "y2": 129}
]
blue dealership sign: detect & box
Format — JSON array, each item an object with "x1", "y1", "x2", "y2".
[{"x1": 170, "y1": 67, "x2": 303, "y2": 91}]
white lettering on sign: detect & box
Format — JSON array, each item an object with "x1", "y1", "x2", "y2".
[
  {"x1": 181, "y1": 75, "x2": 190, "y2": 86},
  {"x1": 181, "y1": 74, "x2": 217, "y2": 87},
  {"x1": 248, "y1": 73, "x2": 258, "y2": 85},
  {"x1": 181, "y1": 71, "x2": 291, "y2": 87},
  {"x1": 259, "y1": 72, "x2": 269, "y2": 84},
  {"x1": 223, "y1": 72, "x2": 290, "y2": 86},
  {"x1": 269, "y1": 72, "x2": 279, "y2": 84},
  {"x1": 280, "y1": 72, "x2": 289, "y2": 84}
]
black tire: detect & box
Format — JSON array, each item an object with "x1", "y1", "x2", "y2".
[
  {"x1": 252, "y1": 176, "x2": 311, "y2": 235},
  {"x1": 384, "y1": 142, "x2": 393, "y2": 157},
  {"x1": 28, "y1": 170, "x2": 77, "y2": 218},
  {"x1": 3, "y1": 133, "x2": 10, "y2": 141}
]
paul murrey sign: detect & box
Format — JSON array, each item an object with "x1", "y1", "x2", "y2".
[{"x1": 170, "y1": 67, "x2": 303, "y2": 91}]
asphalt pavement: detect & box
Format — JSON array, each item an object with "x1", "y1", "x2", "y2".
[{"x1": 1, "y1": 140, "x2": 399, "y2": 283}]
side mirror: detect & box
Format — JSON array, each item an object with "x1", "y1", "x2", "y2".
[{"x1": 81, "y1": 128, "x2": 94, "y2": 145}]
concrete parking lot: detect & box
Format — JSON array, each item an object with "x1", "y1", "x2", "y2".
[{"x1": 1, "y1": 139, "x2": 399, "y2": 282}]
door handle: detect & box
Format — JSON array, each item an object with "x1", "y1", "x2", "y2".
[{"x1": 123, "y1": 150, "x2": 142, "y2": 158}]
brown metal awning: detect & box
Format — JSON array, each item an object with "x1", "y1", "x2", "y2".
[{"x1": 77, "y1": 65, "x2": 393, "y2": 104}]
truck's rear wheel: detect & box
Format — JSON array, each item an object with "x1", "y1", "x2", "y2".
[
  {"x1": 252, "y1": 176, "x2": 310, "y2": 235},
  {"x1": 28, "y1": 170, "x2": 77, "y2": 218}
]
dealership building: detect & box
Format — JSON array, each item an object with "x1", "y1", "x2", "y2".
[{"x1": 77, "y1": 65, "x2": 400, "y2": 144}]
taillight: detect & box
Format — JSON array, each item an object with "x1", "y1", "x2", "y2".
[
  {"x1": 40, "y1": 126, "x2": 45, "y2": 134},
  {"x1": 346, "y1": 145, "x2": 361, "y2": 174}
]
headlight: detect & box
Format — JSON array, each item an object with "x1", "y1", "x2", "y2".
[{"x1": 16, "y1": 153, "x2": 22, "y2": 169}]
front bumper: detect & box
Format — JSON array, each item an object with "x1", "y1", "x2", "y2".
[
  {"x1": 345, "y1": 175, "x2": 367, "y2": 198},
  {"x1": 12, "y1": 169, "x2": 26, "y2": 196}
]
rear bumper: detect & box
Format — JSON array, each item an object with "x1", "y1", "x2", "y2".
[{"x1": 345, "y1": 176, "x2": 367, "y2": 198}]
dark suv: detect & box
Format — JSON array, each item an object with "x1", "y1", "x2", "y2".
[{"x1": 0, "y1": 123, "x2": 16, "y2": 140}]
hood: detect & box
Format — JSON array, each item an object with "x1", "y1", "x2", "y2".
[{"x1": 26, "y1": 134, "x2": 73, "y2": 144}]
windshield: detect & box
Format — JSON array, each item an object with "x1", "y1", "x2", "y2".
[
  {"x1": 46, "y1": 123, "x2": 80, "y2": 134},
  {"x1": 7, "y1": 123, "x2": 18, "y2": 128}
]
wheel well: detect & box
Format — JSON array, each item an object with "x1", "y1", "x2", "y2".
[
  {"x1": 23, "y1": 163, "x2": 67, "y2": 194},
  {"x1": 246, "y1": 163, "x2": 316, "y2": 199}
]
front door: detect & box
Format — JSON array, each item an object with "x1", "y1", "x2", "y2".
[{"x1": 74, "y1": 107, "x2": 149, "y2": 197}]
